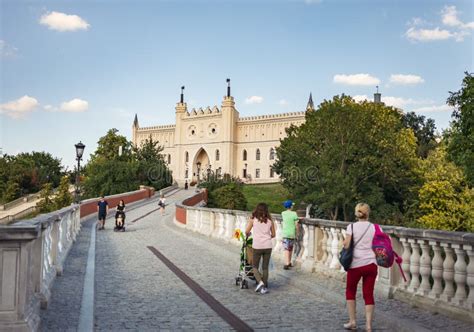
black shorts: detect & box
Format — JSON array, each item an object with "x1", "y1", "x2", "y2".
[{"x1": 98, "y1": 213, "x2": 106, "y2": 221}]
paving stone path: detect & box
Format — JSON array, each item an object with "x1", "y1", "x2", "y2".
[{"x1": 41, "y1": 190, "x2": 473, "y2": 331}]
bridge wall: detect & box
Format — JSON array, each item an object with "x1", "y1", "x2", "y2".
[{"x1": 175, "y1": 197, "x2": 474, "y2": 323}]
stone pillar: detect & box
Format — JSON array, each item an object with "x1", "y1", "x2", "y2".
[
  {"x1": 440, "y1": 243, "x2": 455, "y2": 302},
  {"x1": 400, "y1": 238, "x2": 411, "y2": 288},
  {"x1": 301, "y1": 224, "x2": 315, "y2": 272},
  {"x1": 408, "y1": 239, "x2": 420, "y2": 293},
  {"x1": 429, "y1": 241, "x2": 443, "y2": 299},
  {"x1": 465, "y1": 245, "x2": 474, "y2": 310},
  {"x1": 452, "y1": 244, "x2": 467, "y2": 306},
  {"x1": 417, "y1": 240, "x2": 432, "y2": 296}
]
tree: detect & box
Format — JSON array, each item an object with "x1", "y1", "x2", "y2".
[
  {"x1": 212, "y1": 183, "x2": 247, "y2": 211},
  {"x1": 417, "y1": 146, "x2": 474, "y2": 232},
  {"x1": 273, "y1": 95, "x2": 420, "y2": 223},
  {"x1": 53, "y1": 176, "x2": 73, "y2": 209},
  {"x1": 2, "y1": 180, "x2": 20, "y2": 203},
  {"x1": 402, "y1": 112, "x2": 437, "y2": 158},
  {"x1": 91, "y1": 128, "x2": 131, "y2": 161},
  {"x1": 198, "y1": 171, "x2": 242, "y2": 208},
  {"x1": 36, "y1": 183, "x2": 55, "y2": 213},
  {"x1": 446, "y1": 72, "x2": 474, "y2": 187}
]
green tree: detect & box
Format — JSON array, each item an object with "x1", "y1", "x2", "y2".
[
  {"x1": 53, "y1": 176, "x2": 73, "y2": 209},
  {"x1": 402, "y1": 112, "x2": 438, "y2": 158},
  {"x1": 446, "y1": 72, "x2": 474, "y2": 187},
  {"x1": 199, "y1": 171, "x2": 242, "y2": 208},
  {"x1": 36, "y1": 183, "x2": 55, "y2": 213},
  {"x1": 274, "y1": 95, "x2": 420, "y2": 223},
  {"x1": 92, "y1": 128, "x2": 131, "y2": 161},
  {"x1": 417, "y1": 146, "x2": 474, "y2": 232},
  {"x1": 2, "y1": 180, "x2": 21, "y2": 203},
  {"x1": 212, "y1": 183, "x2": 247, "y2": 211}
]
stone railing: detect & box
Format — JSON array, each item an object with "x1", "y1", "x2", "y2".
[
  {"x1": 0, "y1": 206, "x2": 38, "y2": 225},
  {"x1": 174, "y1": 197, "x2": 474, "y2": 323},
  {"x1": 0, "y1": 205, "x2": 81, "y2": 331},
  {"x1": 0, "y1": 193, "x2": 41, "y2": 211}
]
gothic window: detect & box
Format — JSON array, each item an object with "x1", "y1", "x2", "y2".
[
  {"x1": 185, "y1": 151, "x2": 189, "y2": 162},
  {"x1": 216, "y1": 149, "x2": 220, "y2": 161},
  {"x1": 270, "y1": 167, "x2": 275, "y2": 178},
  {"x1": 217, "y1": 167, "x2": 222, "y2": 177},
  {"x1": 168, "y1": 154, "x2": 171, "y2": 164},
  {"x1": 243, "y1": 149, "x2": 247, "y2": 161},
  {"x1": 269, "y1": 148, "x2": 275, "y2": 160},
  {"x1": 256, "y1": 168, "x2": 260, "y2": 178},
  {"x1": 256, "y1": 149, "x2": 261, "y2": 161},
  {"x1": 185, "y1": 169, "x2": 189, "y2": 178}
]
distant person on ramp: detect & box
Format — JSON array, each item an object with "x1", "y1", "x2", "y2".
[
  {"x1": 158, "y1": 194, "x2": 166, "y2": 216},
  {"x1": 97, "y1": 196, "x2": 109, "y2": 230}
]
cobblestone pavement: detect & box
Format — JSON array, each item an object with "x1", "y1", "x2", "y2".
[{"x1": 41, "y1": 190, "x2": 473, "y2": 331}]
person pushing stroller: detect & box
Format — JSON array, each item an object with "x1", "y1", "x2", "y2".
[{"x1": 114, "y1": 200, "x2": 126, "y2": 232}]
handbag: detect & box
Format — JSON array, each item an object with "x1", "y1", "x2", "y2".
[{"x1": 339, "y1": 223, "x2": 371, "y2": 271}]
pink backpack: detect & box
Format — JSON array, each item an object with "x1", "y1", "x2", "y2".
[{"x1": 372, "y1": 224, "x2": 407, "y2": 282}]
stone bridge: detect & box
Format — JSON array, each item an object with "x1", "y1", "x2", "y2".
[{"x1": 0, "y1": 188, "x2": 473, "y2": 331}]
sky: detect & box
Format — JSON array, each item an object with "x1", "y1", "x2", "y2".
[{"x1": 1, "y1": 0, "x2": 473, "y2": 169}]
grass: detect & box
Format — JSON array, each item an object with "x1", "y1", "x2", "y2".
[{"x1": 242, "y1": 183, "x2": 294, "y2": 214}]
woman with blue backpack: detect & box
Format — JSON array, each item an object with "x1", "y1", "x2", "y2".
[{"x1": 342, "y1": 203, "x2": 377, "y2": 331}]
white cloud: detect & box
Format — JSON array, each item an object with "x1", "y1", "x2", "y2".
[
  {"x1": 59, "y1": 98, "x2": 89, "y2": 112},
  {"x1": 0, "y1": 95, "x2": 39, "y2": 119},
  {"x1": 0, "y1": 40, "x2": 18, "y2": 58},
  {"x1": 389, "y1": 74, "x2": 425, "y2": 85},
  {"x1": 442, "y1": 5, "x2": 463, "y2": 27},
  {"x1": 405, "y1": 5, "x2": 474, "y2": 43},
  {"x1": 278, "y1": 99, "x2": 289, "y2": 106},
  {"x1": 411, "y1": 104, "x2": 452, "y2": 113},
  {"x1": 39, "y1": 11, "x2": 90, "y2": 32},
  {"x1": 245, "y1": 96, "x2": 264, "y2": 104},
  {"x1": 352, "y1": 95, "x2": 369, "y2": 102},
  {"x1": 405, "y1": 27, "x2": 453, "y2": 42},
  {"x1": 333, "y1": 74, "x2": 380, "y2": 86}
]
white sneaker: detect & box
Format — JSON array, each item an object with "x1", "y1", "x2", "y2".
[
  {"x1": 255, "y1": 281, "x2": 264, "y2": 292},
  {"x1": 260, "y1": 287, "x2": 268, "y2": 294}
]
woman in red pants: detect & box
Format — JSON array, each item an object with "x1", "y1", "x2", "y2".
[{"x1": 342, "y1": 203, "x2": 377, "y2": 331}]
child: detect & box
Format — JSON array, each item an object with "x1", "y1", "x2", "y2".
[
  {"x1": 281, "y1": 200, "x2": 300, "y2": 269},
  {"x1": 158, "y1": 194, "x2": 166, "y2": 216}
]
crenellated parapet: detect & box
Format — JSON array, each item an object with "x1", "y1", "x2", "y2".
[
  {"x1": 137, "y1": 124, "x2": 176, "y2": 132},
  {"x1": 238, "y1": 111, "x2": 305, "y2": 123},
  {"x1": 184, "y1": 106, "x2": 221, "y2": 117}
]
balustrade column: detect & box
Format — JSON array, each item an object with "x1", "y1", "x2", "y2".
[
  {"x1": 408, "y1": 239, "x2": 420, "y2": 293},
  {"x1": 429, "y1": 241, "x2": 444, "y2": 299},
  {"x1": 452, "y1": 244, "x2": 467, "y2": 306},
  {"x1": 417, "y1": 240, "x2": 432, "y2": 295},
  {"x1": 329, "y1": 228, "x2": 341, "y2": 270},
  {"x1": 465, "y1": 245, "x2": 474, "y2": 310},
  {"x1": 320, "y1": 227, "x2": 328, "y2": 265},
  {"x1": 400, "y1": 237, "x2": 411, "y2": 288},
  {"x1": 325, "y1": 228, "x2": 333, "y2": 267},
  {"x1": 440, "y1": 243, "x2": 455, "y2": 302}
]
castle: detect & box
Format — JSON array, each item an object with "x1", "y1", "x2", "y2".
[{"x1": 132, "y1": 80, "x2": 312, "y2": 186}]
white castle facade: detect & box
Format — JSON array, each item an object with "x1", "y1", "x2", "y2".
[{"x1": 132, "y1": 82, "x2": 312, "y2": 186}]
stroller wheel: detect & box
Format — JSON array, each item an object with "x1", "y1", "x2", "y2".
[
  {"x1": 235, "y1": 277, "x2": 240, "y2": 286},
  {"x1": 241, "y1": 279, "x2": 248, "y2": 289}
]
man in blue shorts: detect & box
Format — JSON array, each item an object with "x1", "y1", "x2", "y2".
[
  {"x1": 97, "y1": 196, "x2": 109, "y2": 230},
  {"x1": 281, "y1": 200, "x2": 300, "y2": 269}
]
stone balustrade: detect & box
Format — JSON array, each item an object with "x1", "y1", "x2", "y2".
[
  {"x1": 0, "y1": 205, "x2": 81, "y2": 331},
  {"x1": 175, "y1": 196, "x2": 474, "y2": 323}
]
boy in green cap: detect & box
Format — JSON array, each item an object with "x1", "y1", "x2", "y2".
[{"x1": 281, "y1": 200, "x2": 300, "y2": 269}]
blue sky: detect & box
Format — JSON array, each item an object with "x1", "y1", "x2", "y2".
[{"x1": 1, "y1": 0, "x2": 473, "y2": 169}]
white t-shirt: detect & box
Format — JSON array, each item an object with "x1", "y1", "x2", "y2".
[{"x1": 346, "y1": 221, "x2": 376, "y2": 269}]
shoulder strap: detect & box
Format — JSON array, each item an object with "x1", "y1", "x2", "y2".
[{"x1": 353, "y1": 223, "x2": 372, "y2": 247}]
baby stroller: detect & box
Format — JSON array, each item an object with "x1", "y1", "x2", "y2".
[
  {"x1": 235, "y1": 237, "x2": 255, "y2": 289},
  {"x1": 114, "y1": 211, "x2": 126, "y2": 232}
]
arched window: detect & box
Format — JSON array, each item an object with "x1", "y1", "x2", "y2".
[
  {"x1": 269, "y1": 148, "x2": 275, "y2": 160},
  {"x1": 243, "y1": 149, "x2": 247, "y2": 161},
  {"x1": 185, "y1": 151, "x2": 189, "y2": 162},
  {"x1": 168, "y1": 154, "x2": 171, "y2": 164},
  {"x1": 215, "y1": 149, "x2": 220, "y2": 161},
  {"x1": 270, "y1": 167, "x2": 275, "y2": 178},
  {"x1": 256, "y1": 149, "x2": 261, "y2": 161}
]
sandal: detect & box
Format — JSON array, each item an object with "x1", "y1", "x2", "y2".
[{"x1": 343, "y1": 322, "x2": 357, "y2": 330}]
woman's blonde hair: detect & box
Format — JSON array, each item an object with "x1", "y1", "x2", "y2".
[{"x1": 355, "y1": 203, "x2": 370, "y2": 220}]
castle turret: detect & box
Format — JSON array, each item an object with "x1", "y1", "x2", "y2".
[
  {"x1": 221, "y1": 78, "x2": 238, "y2": 176},
  {"x1": 132, "y1": 114, "x2": 139, "y2": 145},
  {"x1": 374, "y1": 86, "x2": 382, "y2": 104},
  {"x1": 306, "y1": 92, "x2": 314, "y2": 111}
]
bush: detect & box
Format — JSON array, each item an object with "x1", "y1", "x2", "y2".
[{"x1": 211, "y1": 183, "x2": 247, "y2": 211}]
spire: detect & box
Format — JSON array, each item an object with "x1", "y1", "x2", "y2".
[
  {"x1": 226, "y1": 78, "x2": 231, "y2": 97},
  {"x1": 306, "y1": 92, "x2": 314, "y2": 111},
  {"x1": 133, "y1": 114, "x2": 139, "y2": 128},
  {"x1": 180, "y1": 85, "x2": 185, "y2": 103},
  {"x1": 374, "y1": 86, "x2": 381, "y2": 104}
]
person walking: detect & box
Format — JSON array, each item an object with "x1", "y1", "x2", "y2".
[
  {"x1": 281, "y1": 200, "x2": 300, "y2": 269},
  {"x1": 245, "y1": 203, "x2": 276, "y2": 295},
  {"x1": 158, "y1": 194, "x2": 166, "y2": 216},
  {"x1": 342, "y1": 203, "x2": 377, "y2": 331},
  {"x1": 115, "y1": 200, "x2": 126, "y2": 230},
  {"x1": 97, "y1": 196, "x2": 109, "y2": 230}
]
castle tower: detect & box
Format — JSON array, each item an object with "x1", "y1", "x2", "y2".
[
  {"x1": 132, "y1": 114, "x2": 139, "y2": 145},
  {"x1": 221, "y1": 78, "x2": 239, "y2": 176},
  {"x1": 374, "y1": 86, "x2": 382, "y2": 104}
]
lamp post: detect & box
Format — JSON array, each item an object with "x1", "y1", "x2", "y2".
[
  {"x1": 74, "y1": 141, "x2": 85, "y2": 203},
  {"x1": 196, "y1": 161, "x2": 201, "y2": 185}
]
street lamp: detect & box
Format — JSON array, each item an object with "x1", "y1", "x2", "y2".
[
  {"x1": 75, "y1": 141, "x2": 86, "y2": 203},
  {"x1": 196, "y1": 161, "x2": 201, "y2": 184}
]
